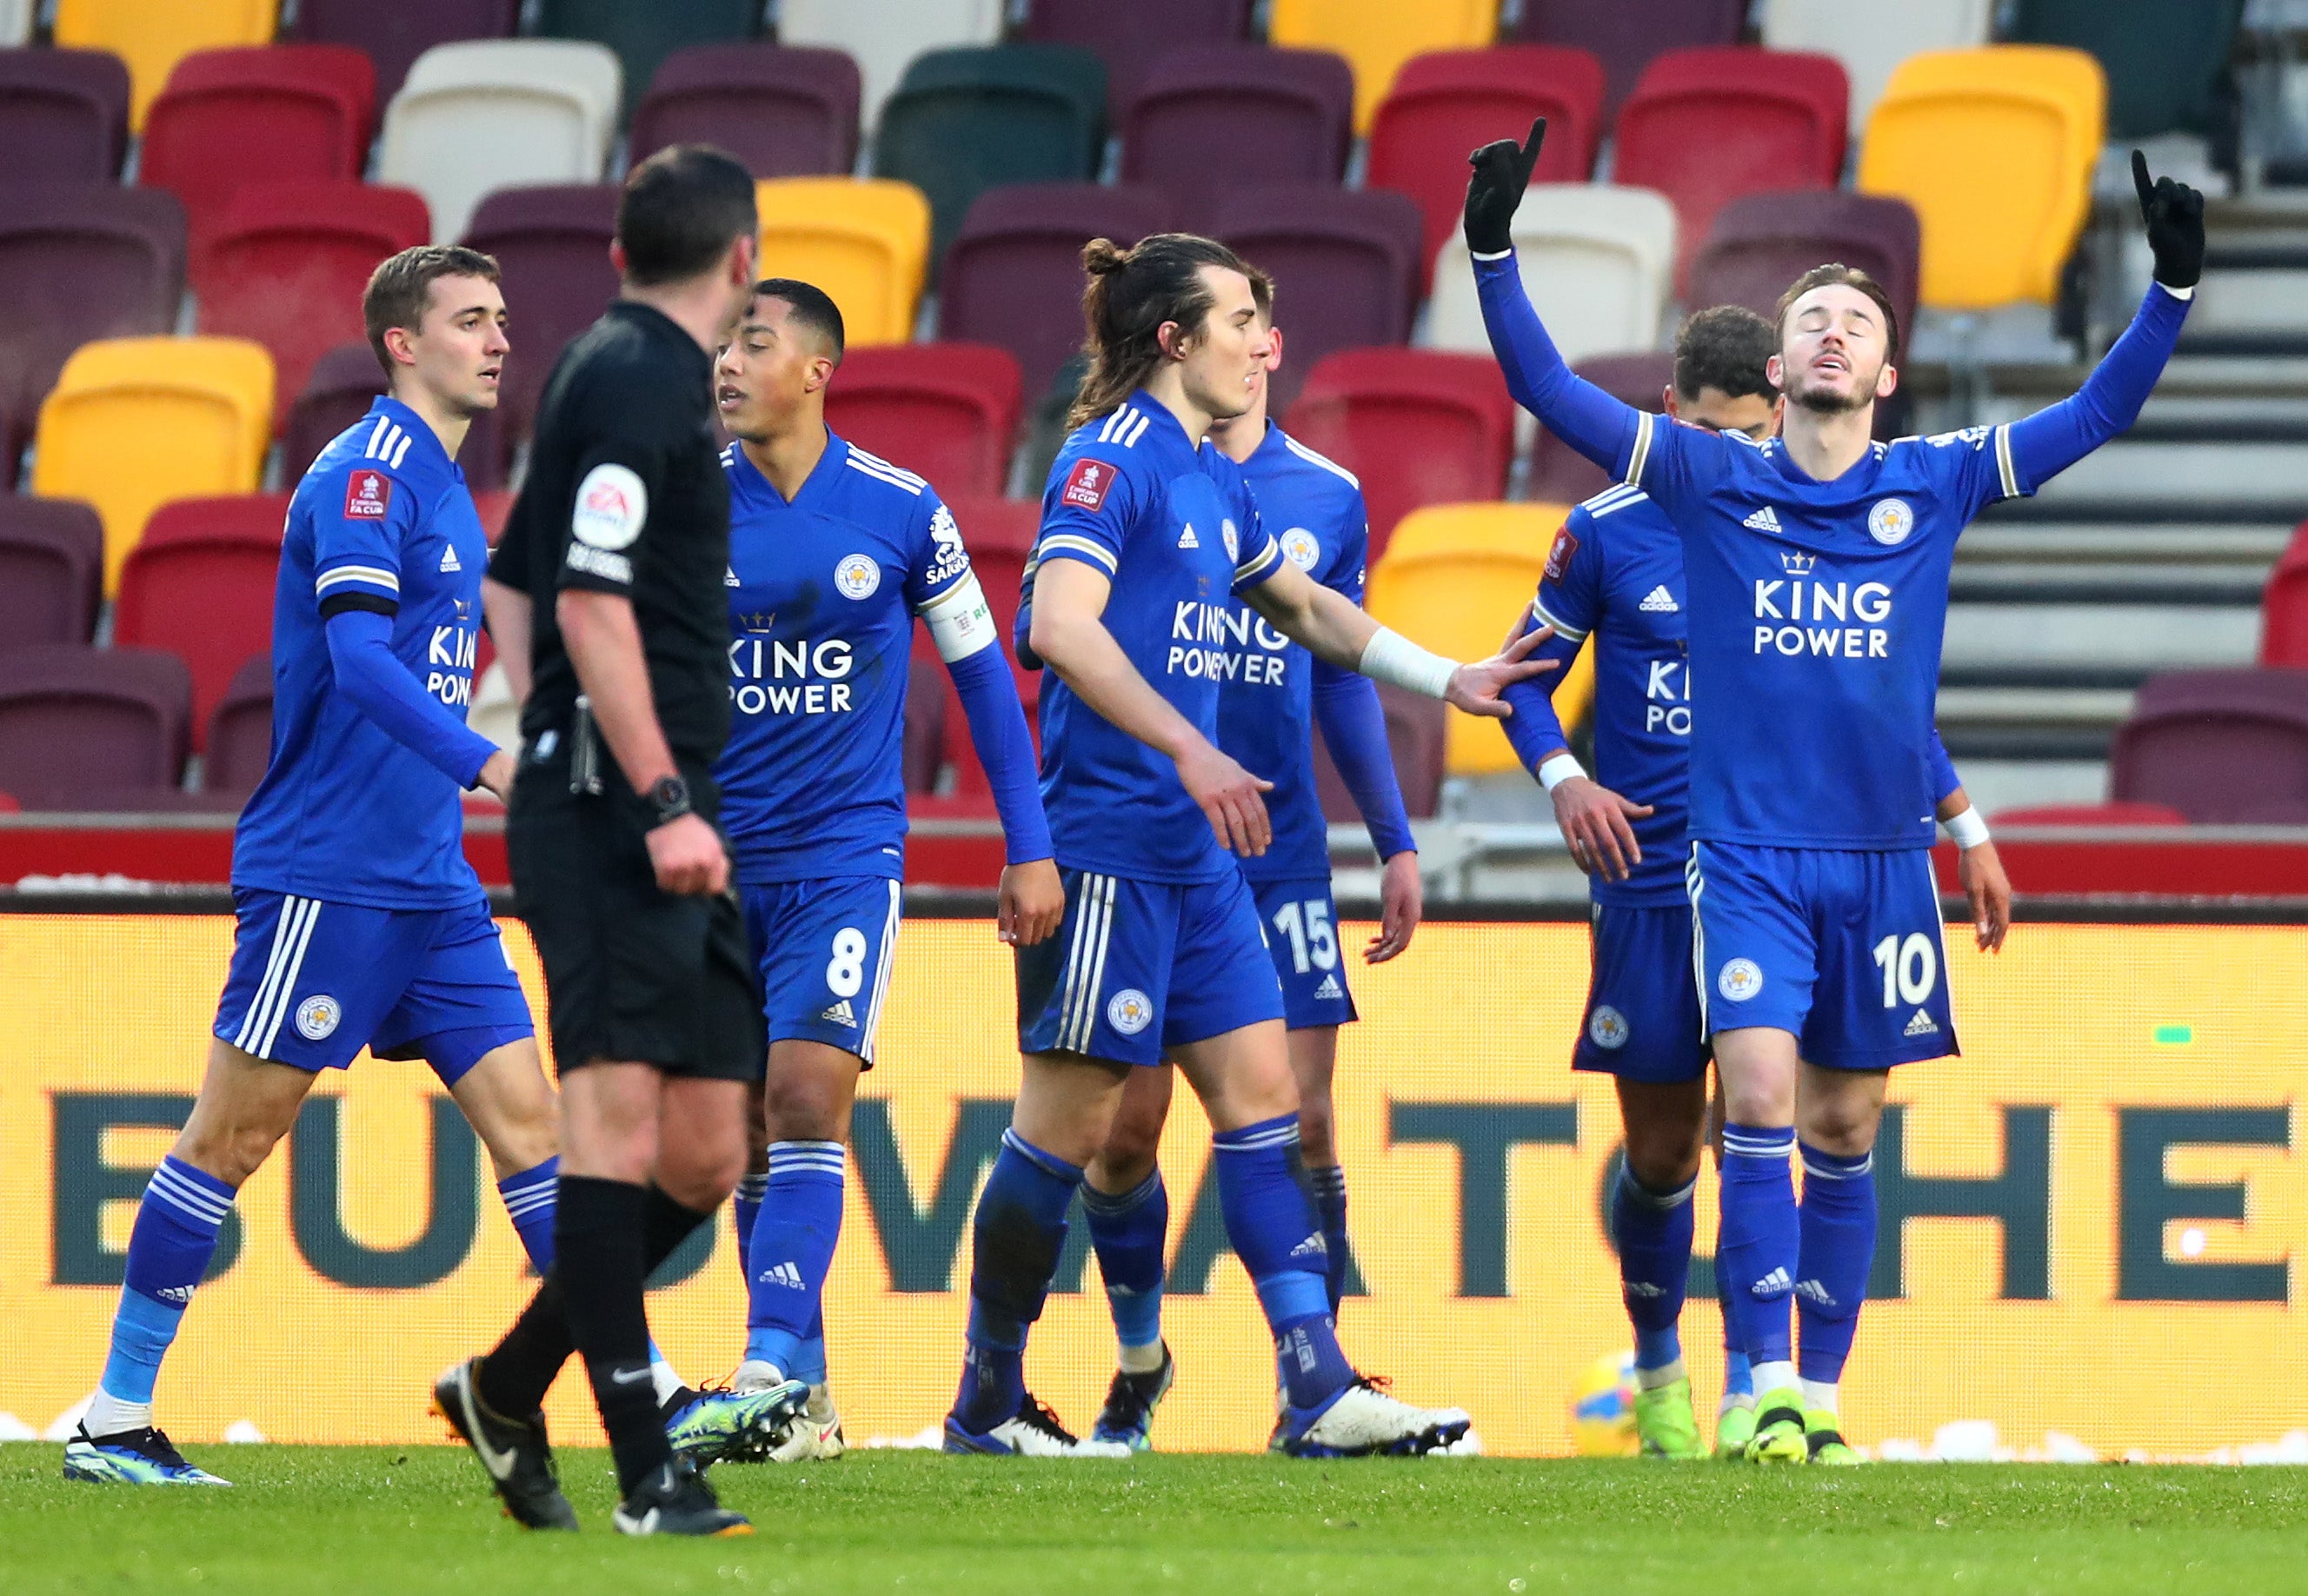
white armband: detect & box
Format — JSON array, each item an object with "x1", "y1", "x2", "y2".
[
  {"x1": 1357, "y1": 625, "x2": 1457, "y2": 699},
  {"x1": 919, "y1": 571, "x2": 998, "y2": 662},
  {"x1": 1538, "y1": 754, "x2": 1586, "y2": 792},
  {"x1": 1943, "y1": 808, "x2": 1990, "y2": 850}
]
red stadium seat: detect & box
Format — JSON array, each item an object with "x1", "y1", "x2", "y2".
[
  {"x1": 290, "y1": 0, "x2": 520, "y2": 102},
  {"x1": 1367, "y1": 46, "x2": 1606, "y2": 290},
  {"x1": 1613, "y1": 47, "x2": 1849, "y2": 293},
  {"x1": 1687, "y1": 189, "x2": 1921, "y2": 346},
  {"x1": 115, "y1": 495, "x2": 289, "y2": 748},
  {"x1": 1314, "y1": 681, "x2": 1443, "y2": 820},
  {"x1": 195, "y1": 182, "x2": 431, "y2": 423},
  {"x1": 1515, "y1": 0, "x2": 1747, "y2": 120},
  {"x1": 937, "y1": 494, "x2": 1040, "y2": 796},
  {"x1": 1121, "y1": 44, "x2": 1355, "y2": 199},
  {"x1": 825, "y1": 343, "x2": 1023, "y2": 500},
  {"x1": 0, "y1": 643, "x2": 192, "y2": 808},
  {"x1": 203, "y1": 649, "x2": 274, "y2": 797},
  {"x1": 281, "y1": 341, "x2": 508, "y2": 489},
  {"x1": 0, "y1": 498, "x2": 104, "y2": 649},
  {"x1": 629, "y1": 42, "x2": 861, "y2": 177},
  {"x1": 141, "y1": 44, "x2": 376, "y2": 262},
  {"x1": 2110, "y1": 668, "x2": 2308, "y2": 824},
  {"x1": 1988, "y1": 801, "x2": 2187, "y2": 827},
  {"x1": 1018, "y1": 0, "x2": 1250, "y2": 118},
  {"x1": 1527, "y1": 351, "x2": 1674, "y2": 506},
  {"x1": 1281, "y1": 349, "x2": 1514, "y2": 561},
  {"x1": 2259, "y1": 521, "x2": 2308, "y2": 667},
  {"x1": 461, "y1": 183, "x2": 620, "y2": 439},
  {"x1": 0, "y1": 45, "x2": 133, "y2": 183}
]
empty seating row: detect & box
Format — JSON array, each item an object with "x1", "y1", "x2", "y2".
[{"x1": 0, "y1": 643, "x2": 269, "y2": 809}]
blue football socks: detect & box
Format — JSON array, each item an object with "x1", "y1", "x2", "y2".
[
  {"x1": 1082, "y1": 1167, "x2": 1167, "y2": 1358},
  {"x1": 1213, "y1": 1114, "x2": 1354, "y2": 1411},
  {"x1": 1795, "y1": 1141, "x2": 1876, "y2": 1403},
  {"x1": 1717, "y1": 1124, "x2": 1799, "y2": 1376},
  {"x1": 1613, "y1": 1167, "x2": 1696, "y2": 1378},
  {"x1": 954, "y1": 1131, "x2": 1080, "y2": 1431},
  {"x1": 1307, "y1": 1162, "x2": 1351, "y2": 1315},
  {"x1": 90, "y1": 1156, "x2": 235, "y2": 1433},
  {"x1": 744, "y1": 1140, "x2": 845, "y2": 1378},
  {"x1": 497, "y1": 1156, "x2": 559, "y2": 1273}
]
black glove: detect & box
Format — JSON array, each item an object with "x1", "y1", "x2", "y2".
[
  {"x1": 1463, "y1": 117, "x2": 1546, "y2": 257},
  {"x1": 2132, "y1": 149, "x2": 2205, "y2": 290}
]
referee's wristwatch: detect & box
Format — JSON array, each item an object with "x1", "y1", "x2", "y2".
[{"x1": 645, "y1": 774, "x2": 693, "y2": 828}]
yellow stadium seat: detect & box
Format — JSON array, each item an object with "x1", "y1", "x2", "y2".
[
  {"x1": 1857, "y1": 45, "x2": 2105, "y2": 310},
  {"x1": 755, "y1": 179, "x2": 932, "y2": 348},
  {"x1": 33, "y1": 337, "x2": 275, "y2": 594},
  {"x1": 1267, "y1": 0, "x2": 1497, "y2": 134},
  {"x1": 1367, "y1": 502, "x2": 1578, "y2": 777},
  {"x1": 53, "y1": 0, "x2": 275, "y2": 130}
]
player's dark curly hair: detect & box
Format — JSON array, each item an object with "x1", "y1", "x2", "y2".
[
  {"x1": 1774, "y1": 263, "x2": 1902, "y2": 366},
  {"x1": 1068, "y1": 234, "x2": 1273, "y2": 429},
  {"x1": 1673, "y1": 305, "x2": 1779, "y2": 402}
]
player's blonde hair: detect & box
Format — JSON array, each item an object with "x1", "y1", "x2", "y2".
[{"x1": 1068, "y1": 234, "x2": 1273, "y2": 429}]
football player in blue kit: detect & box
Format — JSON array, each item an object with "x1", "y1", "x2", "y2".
[
  {"x1": 945, "y1": 233, "x2": 1550, "y2": 1459},
  {"x1": 1499, "y1": 304, "x2": 2010, "y2": 1463},
  {"x1": 1466, "y1": 122, "x2": 2201, "y2": 1463},
  {"x1": 704, "y1": 279, "x2": 1062, "y2": 1458},
  {"x1": 1056, "y1": 281, "x2": 1425, "y2": 1450}
]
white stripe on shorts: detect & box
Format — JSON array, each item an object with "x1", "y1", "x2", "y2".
[
  {"x1": 858, "y1": 878, "x2": 902, "y2": 1064},
  {"x1": 234, "y1": 894, "x2": 316, "y2": 1053},
  {"x1": 256, "y1": 897, "x2": 323, "y2": 1058}
]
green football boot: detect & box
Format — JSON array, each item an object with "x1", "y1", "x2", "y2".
[
  {"x1": 663, "y1": 1379, "x2": 808, "y2": 1466},
  {"x1": 1714, "y1": 1400, "x2": 1758, "y2": 1460},
  {"x1": 1632, "y1": 1377, "x2": 1706, "y2": 1460},
  {"x1": 1743, "y1": 1389, "x2": 1808, "y2": 1465},
  {"x1": 1805, "y1": 1409, "x2": 1862, "y2": 1466}
]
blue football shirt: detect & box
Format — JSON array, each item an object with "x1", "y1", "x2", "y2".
[
  {"x1": 1026, "y1": 393, "x2": 1286, "y2": 883},
  {"x1": 715, "y1": 434, "x2": 991, "y2": 884},
  {"x1": 233, "y1": 397, "x2": 492, "y2": 909}
]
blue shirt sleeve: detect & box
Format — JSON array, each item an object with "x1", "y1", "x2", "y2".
[
  {"x1": 1031, "y1": 442, "x2": 1141, "y2": 582},
  {"x1": 945, "y1": 647, "x2": 1054, "y2": 865},
  {"x1": 2000, "y1": 282, "x2": 2191, "y2": 501},
  {"x1": 1307, "y1": 495, "x2": 1414, "y2": 860},
  {"x1": 313, "y1": 461, "x2": 416, "y2": 618},
  {"x1": 1928, "y1": 728, "x2": 1960, "y2": 806},
  {"x1": 901, "y1": 488, "x2": 974, "y2": 611},
  {"x1": 1501, "y1": 508, "x2": 1605, "y2": 773},
  {"x1": 324, "y1": 608, "x2": 496, "y2": 788},
  {"x1": 1226, "y1": 473, "x2": 1285, "y2": 595}
]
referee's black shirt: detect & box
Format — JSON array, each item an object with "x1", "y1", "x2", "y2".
[{"x1": 493, "y1": 300, "x2": 730, "y2": 774}]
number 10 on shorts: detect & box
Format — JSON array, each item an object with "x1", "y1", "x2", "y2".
[{"x1": 1872, "y1": 931, "x2": 1937, "y2": 1007}]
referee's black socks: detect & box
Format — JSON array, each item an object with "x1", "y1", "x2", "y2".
[{"x1": 555, "y1": 1175, "x2": 668, "y2": 1494}]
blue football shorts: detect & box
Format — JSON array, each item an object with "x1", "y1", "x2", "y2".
[
  {"x1": 1017, "y1": 866, "x2": 1285, "y2": 1067},
  {"x1": 1248, "y1": 876, "x2": 1358, "y2": 1031},
  {"x1": 212, "y1": 889, "x2": 535, "y2": 1082},
  {"x1": 1687, "y1": 841, "x2": 1959, "y2": 1070},
  {"x1": 741, "y1": 874, "x2": 903, "y2": 1067},
  {"x1": 1573, "y1": 900, "x2": 1708, "y2": 1084}
]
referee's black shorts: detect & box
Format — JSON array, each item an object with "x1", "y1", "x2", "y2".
[{"x1": 508, "y1": 744, "x2": 763, "y2": 1081}]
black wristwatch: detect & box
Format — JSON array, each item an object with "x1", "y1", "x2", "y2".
[{"x1": 645, "y1": 774, "x2": 693, "y2": 828}]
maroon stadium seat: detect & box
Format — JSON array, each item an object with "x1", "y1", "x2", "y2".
[
  {"x1": 195, "y1": 181, "x2": 430, "y2": 423},
  {"x1": 203, "y1": 650, "x2": 275, "y2": 797},
  {"x1": 1526, "y1": 351, "x2": 1674, "y2": 506},
  {"x1": 904, "y1": 655, "x2": 948, "y2": 794},
  {"x1": 938, "y1": 495, "x2": 1041, "y2": 796},
  {"x1": 1687, "y1": 190, "x2": 1921, "y2": 347},
  {"x1": 941, "y1": 183, "x2": 1176, "y2": 402},
  {"x1": 0, "y1": 46, "x2": 132, "y2": 183},
  {"x1": 0, "y1": 185, "x2": 186, "y2": 482},
  {"x1": 2258, "y1": 521, "x2": 2308, "y2": 667},
  {"x1": 0, "y1": 498, "x2": 104, "y2": 648},
  {"x1": 629, "y1": 43, "x2": 861, "y2": 177},
  {"x1": 290, "y1": 0, "x2": 521, "y2": 103},
  {"x1": 116, "y1": 495, "x2": 289, "y2": 748},
  {"x1": 0, "y1": 643, "x2": 192, "y2": 808},
  {"x1": 1195, "y1": 187, "x2": 1425, "y2": 413},
  {"x1": 1121, "y1": 45, "x2": 1355, "y2": 199},
  {"x1": 1989, "y1": 801, "x2": 2188, "y2": 827},
  {"x1": 1282, "y1": 349, "x2": 1514, "y2": 562},
  {"x1": 462, "y1": 183, "x2": 620, "y2": 440},
  {"x1": 2110, "y1": 668, "x2": 2308, "y2": 824},
  {"x1": 826, "y1": 343, "x2": 1024, "y2": 500},
  {"x1": 1018, "y1": 0, "x2": 1250, "y2": 119},
  {"x1": 1314, "y1": 681, "x2": 1443, "y2": 821},
  {"x1": 142, "y1": 45, "x2": 377, "y2": 263},
  {"x1": 1369, "y1": 46, "x2": 1607, "y2": 292},
  {"x1": 1514, "y1": 0, "x2": 1747, "y2": 121},
  {"x1": 281, "y1": 341, "x2": 508, "y2": 489},
  {"x1": 1614, "y1": 47, "x2": 1849, "y2": 293}
]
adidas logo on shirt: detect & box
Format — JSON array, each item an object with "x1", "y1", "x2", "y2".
[
  {"x1": 1314, "y1": 974, "x2": 1344, "y2": 1000},
  {"x1": 821, "y1": 1000, "x2": 857, "y2": 1027},
  {"x1": 726, "y1": 566, "x2": 741, "y2": 587},
  {"x1": 438, "y1": 545, "x2": 462, "y2": 573},
  {"x1": 1752, "y1": 1267, "x2": 1793, "y2": 1298},
  {"x1": 758, "y1": 1261, "x2": 805, "y2": 1290},
  {"x1": 1904, "y1": 1009, "x2": 1939, "y2": 1037},
  {"x1": 1742, "y1": 505, "x2": 1783, "y2": 533},
  {"x1": 1638, "y1": 585, "x2": 1677, "y2": 613},
  {"x1": 1177, "y1": 524, "x2": 1200, "y2": 549}
]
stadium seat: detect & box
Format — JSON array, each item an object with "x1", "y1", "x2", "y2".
[
  {"x1": 755, "y1": 178, "x2": 933, "y2": 347},
  {"x1": 1314, "y1": 680, "x2": 1444, "y2": 820},
  {"x1": 203, "y1": 650, "x2": 274, "y2": 797},
  {"x1": 1280, "y1": 349, "x2": 1514, "y2": 560},
  {"x1": 1367, "y1": 503, "x2": 1569, "y2": 775},
  {"x1": 195, "y1": 182, "x2": 432, "y2": 421},
  {"x1": 1857, "y1": 47, "x2": 2105, "y2": 311},
  {"x1": 0, "y1": 185, "x2": 187, "y2": 483},
  {"x1": 1367, "y1": 46, "x2": 1608, "y2": 292},
  {"x1": 2110, "y1": 668, "x2": 2308, "y2": 824},
  {"x1": 0, "y1": 498, "x2": 104, "y2": 649},
  {"x1": 941, "y1": 184, "x2": 1176, "y2": 401},
  {"x1": 629, "y1": 42, "x2": 861, "y2": 177},
  {"x1": 1687, "y1": 190, "x2": 1921, "y2": 349},
  {"x1": 116, "y1": 495, "x2": 289, "y2": 748},
  {"x1": 0, "y1": 46, "x2": 132, "y2": 182},
  {"x1": 1120, "y1": 44, "x2": 1356, "y2": 197},
  {"x1": 535, "y1": 0, "x2": 763, "y2": 121},
  {"x1": 1425, "y1": 185, "x2": 1678, "y2": 365},
  {"x1": 775, "y1": 0, "x2": 1005, "y2": 130},
  {"x1": 289, "y1": 0, "x2": 521, "y2": 103},
  {"x1": 1761, "y1": 0, "x2": 1993, "y2": 136},
  {"x1": 461, "y1": 183, "x2": 619, "y2": 438},
  {"x1": 939, "y1": 493, "x2": 1040, "y2": 795},
  {"x1": 51, "y1": 0, "x2": 275, "y2": 129},
  {"x1": 1514, "y1": 0, "x2": 1747, "y2": 121},
  {"x1": 142, "y1": 45, "x2": 378, "y2": 263},
  {"x1": 0, "y1": 643, "x2": 192, "y2": 808},
  {"x1": 30, "y1": 336, "x2": 275, "y2": 594},
  {"x1": 2260, "y1": 522, "x2": 2308, "y2": 667},
  {"x1": 1989, "y1": 801, "x2": 2187, "y2": 827},
  {"x1": 1266, "y1": 0, "x2": 1499, "y2": 133},
  {"x1": 824, "y1": 344, "x2": 1023, "y2": 500},
  {"x1": 380, "y1": 40, "x2": 622, "y2": 243},
  {"x1": 1017, "y1": 0, "x2": 1248, "y2": 119},
  {"x1": 1526, "y1": 352, "x2": 1674, "y2": 506},
  {"x1": 281, "y1": 341, "x2": 508, "y2": 490},
  {"x1": 1197, "y1": 187, "x2": 1424, "y2": 413},
  {"x1": 1613, "y1": 47, "x2": 1850, "y2": 294},
  {"x1": 0, "y1": 0, "x2": 25, "y2": 43},
  {"x1": 2007, "y1": 0, "x2": 2243, "y2": 143},
  {"x1": 874, "y1": 44, "x2": 1109, "y2": 273}
]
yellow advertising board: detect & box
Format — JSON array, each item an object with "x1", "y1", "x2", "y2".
[{"x1": 1, "y1": 914, "x2": 2302, "y2": 1456}]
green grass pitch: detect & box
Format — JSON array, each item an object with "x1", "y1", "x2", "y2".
[{"x1": 6, "y1": 1445, "x2": 2307, "y2": 1594}]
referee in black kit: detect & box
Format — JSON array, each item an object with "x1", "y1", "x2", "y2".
[{"x1": 435, "y1": 145, "x2": 768, "y2": 1539}]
